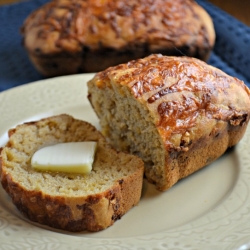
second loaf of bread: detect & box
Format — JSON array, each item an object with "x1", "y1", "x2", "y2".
[
  {"x1": 21, "y1": 0, "x2": 215, "y2": 76},
  {"x1": 87, "y1": 54, "x2": 250, "y2": 191}
]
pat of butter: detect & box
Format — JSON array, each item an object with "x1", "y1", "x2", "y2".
[{"x1": 31, "y1": 142, "x2": 97, "y2": 174}]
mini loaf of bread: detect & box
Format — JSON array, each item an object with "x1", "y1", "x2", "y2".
[
  {"x1": 0, "y1": 114, "x2": 144, "y2": 232},
  {"x1": 87, "y1": 54, "x2": 250, "y2": 191},
  {"x1": 21, "y1": 0, "x2": 215, "y2": 77}
]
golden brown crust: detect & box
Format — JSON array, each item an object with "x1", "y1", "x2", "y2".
[
  {"x1": 88, "y1": 54, "x2": 250, "y2": 191},
  {"x1": 21, "y1": 0, "x2": 215, "y2": 76},
  {"x1": 0, "y1": 114, "x2": 144, "y2": 232},
  {"x1": 155, "y1": 121, "x2": 249, "y2": 191},
  {"x1": 2, "y1": 165, "x2": 142, "y2": 231},
  {"x1": 94, "y1": 54, "x2": 250, "y2": 152}
]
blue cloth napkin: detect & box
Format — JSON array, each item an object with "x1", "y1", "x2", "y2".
[
  {"x1": 0, "y1": 0, "x2": 249, "y2": 92},
  {"x1": 197, "y1": 0, "x2": 250, "y2": 85}
]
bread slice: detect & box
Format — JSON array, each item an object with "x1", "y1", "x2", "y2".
[
  {"x1": 0, "y1": 114, "x2": 144, "y2": 232},
  {"x1": 87, "y1": 54, "x2": 250, "y2": 191}
]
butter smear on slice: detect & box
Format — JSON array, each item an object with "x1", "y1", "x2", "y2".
[{"x1": 31, "y1": 141, "x2": 97, "y2": 174}]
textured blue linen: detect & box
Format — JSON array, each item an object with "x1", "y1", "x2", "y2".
[{"x1": 0, "y1": 0, "x2": 249, "y2": 92}]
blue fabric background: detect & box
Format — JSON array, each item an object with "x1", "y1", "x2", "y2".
[{"x1": 0, "y1": 0, "x2": 249, "y2": 92}]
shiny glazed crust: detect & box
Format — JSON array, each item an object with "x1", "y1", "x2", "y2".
[
  {"x1": 21, "y1": 0, "x2": 215, "y2": 76},
  {"x1": 0, "y1": 114, "x2": 144, "y2": 232},
  {"x1": 87, "y1": 54, "x2": 250, "y2": 191}
]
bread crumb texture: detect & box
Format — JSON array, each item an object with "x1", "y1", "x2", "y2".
[{"x1": 0, "y1": 114, "x2": 144, "y2": 232}]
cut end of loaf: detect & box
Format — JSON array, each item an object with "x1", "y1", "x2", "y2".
[{"x1": 88, "y1": 74, "x2": 167, "y2": 189}]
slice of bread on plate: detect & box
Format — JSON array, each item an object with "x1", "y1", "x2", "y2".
[{"x1": 0, "y1": 114, "x2": 144, "y2": 232}]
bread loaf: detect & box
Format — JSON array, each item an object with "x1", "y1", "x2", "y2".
[
  {"x1": 87, "y1": 54, "x2": 250, "y2": 191},
  {"x1": 0, "y1": 114, "x2": 144, "y2": 232},
  {"x1": 21, "y1": 0, "x2": 215, "y2": 77}
]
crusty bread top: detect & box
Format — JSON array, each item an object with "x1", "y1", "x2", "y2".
[
  {"x1": 21, "y1": 0, "x2": 215, "y2": 59},
  {"x1": 89, "y1": 54, "x2": 250, "y2": 151}
]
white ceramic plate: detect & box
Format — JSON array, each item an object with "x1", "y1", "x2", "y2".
[{"x1": 0, "y1": 74, "x2": 250, "y2": 250}]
